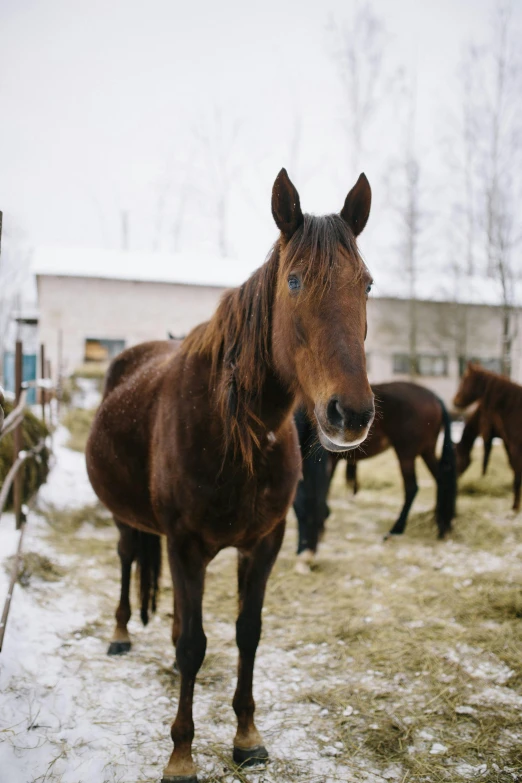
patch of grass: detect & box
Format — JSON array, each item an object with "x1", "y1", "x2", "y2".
[
  {"x1": 7, "y1": 551, "x2": 65, "y2": 586},
  {"x1": 17, "y1": 436, "x2": 522, "y2": 783},
  {"x1": 42, "y1": 502, "x2": 112, "y2": 533},
  {"x1": 61, "y1": 407, "x2": 97, "y2": 452},
  {"x1": 71, "y1": 363, "x2": 108, "y2": 381}
]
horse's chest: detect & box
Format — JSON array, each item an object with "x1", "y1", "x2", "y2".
[{"x1": 172, "y1": 447, "x2": 299, "y2": 548}]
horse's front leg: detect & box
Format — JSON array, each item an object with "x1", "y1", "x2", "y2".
[
  {"x1": 162, "y1": 535, "x2": 208, "y2": 783},
  {"x1": 233, "y1": 519, "x2": 286, "y2": 766}
]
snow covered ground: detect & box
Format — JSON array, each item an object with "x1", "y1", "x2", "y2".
[{"x1": 1, "y1": 427, "x2": 521, "y2": 782}]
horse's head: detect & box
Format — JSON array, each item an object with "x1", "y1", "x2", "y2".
[
  {"x1": 271, "y1": 168, "x2": 374, "y2": 451},
  {"x1": 453, "y1": 363, "x2": 482, "y2": 409}
]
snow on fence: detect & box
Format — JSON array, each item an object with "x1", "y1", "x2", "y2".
[{"x1": 0, "y1": 340, "x2": 55, "y2": 652}]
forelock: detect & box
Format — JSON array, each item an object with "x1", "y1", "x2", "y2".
[{"x1": 280, "y1": 213, "x2": 364, "y2": 290}]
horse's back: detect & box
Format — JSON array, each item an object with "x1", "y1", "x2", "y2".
[
  {"x1": 103, "y1": 340, "x2": 181, "y2": 398},
  {"x1": 369, "y1": 381, "x2": 443, "y2": 455}
]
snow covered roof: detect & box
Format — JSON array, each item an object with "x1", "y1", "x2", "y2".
[
  {"x1": 32, "y1": 246, "x2": 520, "y2": 308},
  {"x1": 32, "y1": 246, "x2": 259, "y2": 289},
  {"x1": 372, "y1": 267, "x2": 522, "y2": 308}
]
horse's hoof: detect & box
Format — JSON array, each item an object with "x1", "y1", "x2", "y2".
[
  {"x1": 294, "y1": 559, "x2": 312, "y2": 575},
  {"x1": 233, "y1": 744, "x2": 269, "y2": 767},
  {"x1": 107, "y1": 640, "x2": 131, "y2": 655},
  {"x1": 383, "y1": 531, "x2": 402, "y2": 541},
  {"x1": 161, "y1": 777, "x2": 198, "y2": 783},
  {"x1": 295, "y1": 549, "x2": 315, "y2": 574}
]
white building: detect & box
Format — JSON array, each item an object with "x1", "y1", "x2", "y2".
[{"x1": 33, "y1": 247, "x2": 522, "y2": 405}]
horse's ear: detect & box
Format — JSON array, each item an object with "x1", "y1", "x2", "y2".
[
  {"x1": 272, "y1": 168, "x2": 304, "y2": 240},
  {"x1": 341, "y1": 173, "x2": 372, "y2": 236}
]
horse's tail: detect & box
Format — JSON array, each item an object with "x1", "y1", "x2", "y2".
[
  {"x1": 136, "y1": 531, "x2": 162, "y2": 626},
  {"x1": 436, "y1": 398, "x2": 457, "y2": 537}
]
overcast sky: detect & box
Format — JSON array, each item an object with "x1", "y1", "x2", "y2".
[{"x1": 1, "y1": 0, "x2": 520, "y2": 290}]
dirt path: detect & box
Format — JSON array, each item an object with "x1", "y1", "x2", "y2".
[{"x1": 1, "y1": 429, "x2": 521, "y2": 782}]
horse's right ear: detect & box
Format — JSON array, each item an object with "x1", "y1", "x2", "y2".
[
  {"x1": 272, "y1": 168, "x2": 303, "y2": 240},
  {"x1": 341, "y1": 173, "x2": 372, "y2": 236}
]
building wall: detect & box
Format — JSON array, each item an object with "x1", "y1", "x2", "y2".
[
  {"x1": 37, "y1": 274, "x2": 522, "y2": 405},
  {"x1": 366, "y1": 297, "x2": 522, "y2": 401},
  {"x1": 37, "y1": 275, "x2": 226, "y2": 377}
]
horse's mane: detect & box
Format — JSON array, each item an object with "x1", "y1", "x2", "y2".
[
  {"x1": 472, "y1": 367, "x2": 522, "y2": 412},
  {"x1": 182, "y1": 213, "x2": 364, "y2": 470}
]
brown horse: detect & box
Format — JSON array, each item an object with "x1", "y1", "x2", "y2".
[
  {"x1": 454, "y1": 363, "x2": 522, "y2": 511},
  {"x1": 86, "y1": 169, "x2": 374, "y2": 782},
  {"x1": 294, "y1": 382, "x2": 456, "y2": 567},
  {"x1": 343, "y1": 382, "x2": 456, "y2": 538}
]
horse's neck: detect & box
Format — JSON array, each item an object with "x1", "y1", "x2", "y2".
[
  {"x1": 255, "y1": 365, "x2": 295, "y2": 436},
  {"x1": 460, "y1": 412, "x2": 480, "y2": 448}
]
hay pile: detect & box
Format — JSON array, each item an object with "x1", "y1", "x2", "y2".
[
  {"x1": 61, "y1": 407, "x2": 97, "y2": 452},
  {"x1": 0, "y1": 400, "x2": 50, "y2": 508}
]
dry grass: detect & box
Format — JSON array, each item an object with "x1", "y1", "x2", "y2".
[
  {"x1": 4, "y1": 552, "x2": 65, "y2": 586},
  {"x1": 60, "y1": 407, "x2": 97, "y2": 452},
  {"x1": 42, "y1": 502, "x2": 112, "y2": 534},
  {"x1": 22, "y1": 439, "x2": 522, "y2": 782}
]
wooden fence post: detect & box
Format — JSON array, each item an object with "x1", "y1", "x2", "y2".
[
  {"x1": 13, "y1": 341, "x2": 23, "y2": 529},
  {"x1": 40, "y1": 344, "x2": 46, "y2": 425},
  {"x1": 45, "y1": 358, "x2": 52, "y2": 431}
]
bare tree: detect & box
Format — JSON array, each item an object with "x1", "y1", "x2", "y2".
[
  {"x1": 0, "y1": 222, "x2": 32, "y2": 381},
  {"x1": 386, "y1": 77, "x2": 428, "y2": 378},
  {"x1": 481, "y1": 3, "x2": 521, "y2": 375},
  {"x1": 327, "y1": 2, "x2": 395, "y2": 175},
  {"x1": 459, "y1": 2, "x2": 522, "y2": 376},
  {"x1": 192, "y1": 107, "x2": 243, "y2": 258}
]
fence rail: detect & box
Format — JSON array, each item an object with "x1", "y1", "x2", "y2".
[{"x1": 0, "y1": 340, "x2": 55, "y2": 653}]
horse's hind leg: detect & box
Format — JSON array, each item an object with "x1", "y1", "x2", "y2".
[
  {"x1": 385, "y1": 457, "x2": 418, "y2": 539},
  {"x1": 233, "y1": 520, "x2": 286, "y2": 767},
  {"x1": 512, "y1": 454, "x2": 522, "y2": 512},
  {"x1": 108, "y1": 520, "x2": 138, "y2": 655},
  {"x1": 162, "y1": 534, "x2": 207, "y2": 783}
]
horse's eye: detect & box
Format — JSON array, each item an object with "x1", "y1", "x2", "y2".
[
  {"x1": 366, "y1": 283, "x2": 372, "y2": 295},
  {"x1": 288, "y1": 275, "x2": 301, "y2": 292}
]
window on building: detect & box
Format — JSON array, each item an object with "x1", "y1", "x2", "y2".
[
  {"x1": 458, "y1": 356, "x2": 502, "y2": 376},
  {"x1": 417, "y1": 355, "x2": 448, "y2": 377},
  {"x1": 84, "y1": 338, "x2": 125, "y2": 363},
  {"x1": 393, "y1": 354, "x2": 448, "y2": 377},
  {"x1": 393, "y1": 354, "x2": 410, "y2": 374}
]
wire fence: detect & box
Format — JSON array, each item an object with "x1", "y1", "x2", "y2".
[{"x1": 0, "y1": 340, "x2": 55, "y2": 652}]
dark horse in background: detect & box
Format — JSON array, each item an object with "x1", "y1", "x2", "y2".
[
  {"x1": 86, "y1": 169, "x2": 374, "y2": 782},
  {"x1": 454, "y1": 363, "x2": 522, "y2": 511},
  {"x1": 294, "y1": 381, "x2": 457, "y2": 569}
]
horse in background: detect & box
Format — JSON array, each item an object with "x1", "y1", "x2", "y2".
[
  {"x1": 454, "y1": 363, "x2": 522, "y2": 511},
  {"x1": 87, "y1": 168, "x2": 374, "y2": 782},
  {"x1": 294, "y1": 382, "x2": 457, "y2": 569}
]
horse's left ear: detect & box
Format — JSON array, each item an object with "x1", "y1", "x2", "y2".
[{"x1": 341, "y1": 173, "x2": 372, "y2": 236}]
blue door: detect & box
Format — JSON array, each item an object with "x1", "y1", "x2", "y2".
[{"x1": 3, "y1": 352, "x2": 37, "y2": 404}]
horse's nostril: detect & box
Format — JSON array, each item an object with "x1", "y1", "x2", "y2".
[
  {"x1": 326, "y1": 398, "x2": 344, "y2": 429},
  {"x1": 326, "y1": 397, "x2": 374, "y2": 432}
]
